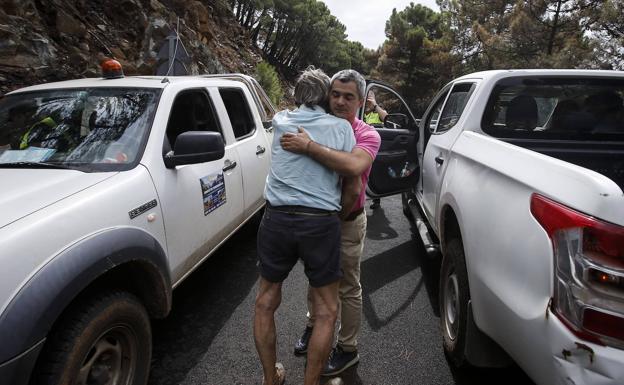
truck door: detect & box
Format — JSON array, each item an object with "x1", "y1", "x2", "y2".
[
  {"x1": 364, "y1": 82, "x2": 420, "y2": 197},
  {"x1": 217, "y1": 86, "x2": 271, "y2": 218},
  {"x1": 154, "y1": 88, "x2": 244, "y2": 282},
  {"x1": 421, "y1": 82, "x2": 476, "y2": 223}
]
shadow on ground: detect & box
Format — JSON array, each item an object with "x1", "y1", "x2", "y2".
[{"x1": 148, "y1": 215, "x2": 261, "y2": 385}]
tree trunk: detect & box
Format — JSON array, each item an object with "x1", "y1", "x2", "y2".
[
  {"x1": 547, "y1": 0, "x2": 563, "y2": 55},
  {"x1": 251, "y1": 10, "x2": 267, "y2": 44}
]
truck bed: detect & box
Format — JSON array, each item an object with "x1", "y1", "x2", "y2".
[{"x1": 504, "y1": 138, "x2": 624, "y2": 192}]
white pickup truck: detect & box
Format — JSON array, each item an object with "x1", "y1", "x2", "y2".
[
  {"x1": 366, "y1": 70, "x2": 624, "y2": 385},
  {"x1": 0, "y1": 67, "x2": 275, "y2": 385}
]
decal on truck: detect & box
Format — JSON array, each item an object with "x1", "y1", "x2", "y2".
[{"x1": 200, "y1": 173, "x2": 226, "y2": 215}]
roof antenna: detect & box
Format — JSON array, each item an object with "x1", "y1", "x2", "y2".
[{"x1": 165, "y1": 18, "x2": 181, "y2": 76}]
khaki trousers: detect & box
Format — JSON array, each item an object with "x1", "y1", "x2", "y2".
[{"x1": 307, "y1": 211, "x2": 367, "y2": 352}]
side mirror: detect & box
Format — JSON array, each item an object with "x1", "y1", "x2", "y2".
[
  {"x1": 384, "y1": 113, "x2": 409, "y2": 129},
  {"x1": 164, "y1": 131, "x2": 225, "y2": 169}
]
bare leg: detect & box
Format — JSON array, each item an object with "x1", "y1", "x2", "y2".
[
  {"x1": 254, "y1": 277, "x2": 283, "y2": 385},
  {"x1": 305, "y1": 281, "x2": 340, "y2": 385}
]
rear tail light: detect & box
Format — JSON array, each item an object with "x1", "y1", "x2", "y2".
[{"x1": 531, "y1": 194, "x2": 624, "y2": 348}]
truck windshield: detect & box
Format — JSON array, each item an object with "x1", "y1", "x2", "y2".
[
  {"x1": 0, "y1": 88, "x2": 161, "y2": 172},
  {"x1": 482, "y1": 77, "x2": 624, "y2": 142}
]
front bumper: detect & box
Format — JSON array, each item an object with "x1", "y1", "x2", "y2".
[{"x1": 0, "y1": 339, "x2": 45, "y2": 385}]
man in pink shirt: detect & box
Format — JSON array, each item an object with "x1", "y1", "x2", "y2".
[{"x1": 280, "y1": 69, "x2": 381, "y2": 376}]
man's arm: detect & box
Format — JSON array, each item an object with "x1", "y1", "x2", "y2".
[
  {"x1": 339, "y1": 176, "x2": 361, "y2": 220},
  {"x1": 374, "y1": 104, "x2": 388, "y2": 121},
  {"x1": 367, "y1": 93, "x2": 388, "y2": 122},
  {"x1": 280, "y1": 127, "x2": 372, "y2": 177}
]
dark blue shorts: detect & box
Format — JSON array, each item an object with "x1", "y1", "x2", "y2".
[{"x1": 257, "y1": 205, "x2": 342, "y2": 288}]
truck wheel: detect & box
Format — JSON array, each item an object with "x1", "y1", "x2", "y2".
[
  {"x1": 439, "y1": 237, "x2": 470, "y2": 367},
  {"x1": 33, "y1": 291, "x2": 151, "y2": 385}
]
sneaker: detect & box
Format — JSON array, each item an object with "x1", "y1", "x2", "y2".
[
  {"x1": 325, "y1": 377, "x2": 345, "y2": 385},
  {"x1": 322, "y1": 346, "x2": 359, "y2": 376},
  {"x1": 294, "y1": 326, "x2": 313, "y2": 356}
]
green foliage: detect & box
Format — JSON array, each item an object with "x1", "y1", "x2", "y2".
[
  {"x1": 437, "y1": 0, "x2": 605, "y2": 70},
  {"x1": 256, "y1": 61, "x2": 283, "y2": 105},
  {"x1": 231, "y1": 0, "x2": 624, "y2": 115},
  {"x1": 373, "y1": 4, "x2": 455, "y2": 114},
  {"x1": 229, "y1": 0, "x2": 368, "y2": 75},
  {"x1": 586, "y1": 0, "x2": 624, "y2": 69}
]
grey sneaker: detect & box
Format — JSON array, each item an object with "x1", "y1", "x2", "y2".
[{"x1": 321, "y1": 346, "x2": 359, "y2": 376}]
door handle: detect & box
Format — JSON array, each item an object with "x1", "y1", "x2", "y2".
[
  {"x1": 256, "y1": 145, "x2": 266, "y2": 155},
  {"x1": 435, "y1": 156, "x2": 444, "y2": 165},
  {"x1": 222, "y1": 160, "x2": 237, "y2": 172}
]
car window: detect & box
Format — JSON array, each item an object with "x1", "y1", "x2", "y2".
[
  {"x1": 219, "y1": 88, "x2": 256, "y2": 139},
  {"x1": 251, "y1": 80, "x2": 276, "y2": 122},
  {"x1": 363, "y1": 85, "x2": 418, "y2": 130},
  {"x1": 0, "y1": 88, "x2": 160, "y2": 172},
  {"x1": 482, "y1": 76, "x2": 624, "y2": 141},
  {"x1": 424, "y1": 89, "x2": 450, "y2": 134},
  {"x1": 436, "y1": 83, "x2": 475, "y2": 133},
  {"x1": 165, "y1": 89, "x2": 221, "y2": 151}
]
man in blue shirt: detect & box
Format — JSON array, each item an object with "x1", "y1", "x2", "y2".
[{"x1": 254, "y1": 67, "x2": 358, "y2": 385}]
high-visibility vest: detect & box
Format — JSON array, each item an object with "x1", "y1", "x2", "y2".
[
  {"x1": 19, "y1": 117, "x2": 58, "y2": 149},
  {"x1": 364, "y1": 112, "x2": 383, "y2": 124}
]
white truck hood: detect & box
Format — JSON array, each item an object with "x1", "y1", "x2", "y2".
[{"x1": 0, "y1": 169, "x2": 116, "y2": 229}]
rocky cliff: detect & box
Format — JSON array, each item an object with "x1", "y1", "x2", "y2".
[{"x1": 0, "y1": 0, "x2": 264, "y2": 95}]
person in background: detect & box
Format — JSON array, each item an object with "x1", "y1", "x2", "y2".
[
  {"x1": 254, "y1": 66, "x2": 358, "y2": 385},
  {"x1": 363, "y1": 90, "x2": 386, "y2": 209},
  {"x1": 363, "y1": 90, "x2": 388, "y2": 125},
  {"x1": 280, "y1": 69, "x2": 381, "y2": 377}
]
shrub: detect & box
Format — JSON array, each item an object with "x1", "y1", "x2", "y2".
[{"x1": 256, "y1": 62, "x2": 283, "y2": 105}]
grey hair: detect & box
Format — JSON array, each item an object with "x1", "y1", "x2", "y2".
[
  {"x1": 294, "y1": 66, "x2": 330, "y2": 108},
  {"x1": 330, "y1": 69, "x2": 366, "y2": 100}
]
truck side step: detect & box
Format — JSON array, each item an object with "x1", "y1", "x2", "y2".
[{"x1": 402, "y1": 193, "x2": 441, "y2": 258}]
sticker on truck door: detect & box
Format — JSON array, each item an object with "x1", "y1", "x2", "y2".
[{"x1": 200, "y1": 173, "x2": 226, "y2": 215}]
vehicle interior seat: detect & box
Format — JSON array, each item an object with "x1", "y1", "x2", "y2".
[
  {"x1": 506, "y1": 95, "x2": 538, "y2": 131},
  {"x1": 549, "y1": 99, "x2": 580, "y2": 132}
]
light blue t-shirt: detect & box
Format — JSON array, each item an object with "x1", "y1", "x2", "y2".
[{"x1": 264, "y1": 105, "x2": 356, "y2": 211}]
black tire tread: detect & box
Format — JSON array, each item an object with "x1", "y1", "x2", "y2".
[
  {"x1": 440, "y1": 237, "x2": 471, "y2": 368},
  {"x1": 32, "y1": 290, "x2": 151, "y2": 385}
]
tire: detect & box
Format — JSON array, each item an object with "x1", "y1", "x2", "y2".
[
  {"x1": 439, "y1": 237, "x2": 470, "y2": 368},
  {"x1": 33, "y1": 291, "x2": 152, "y2": 385}
]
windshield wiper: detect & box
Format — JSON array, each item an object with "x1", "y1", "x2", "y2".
[{"x1": 0, "y1": 161, "x2": 78, "y2": 170}]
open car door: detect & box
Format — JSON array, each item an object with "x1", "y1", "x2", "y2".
[{"x1": 363, "y1": 81, "x2": 420, "y2": 198}]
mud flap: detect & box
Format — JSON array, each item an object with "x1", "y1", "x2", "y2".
[{"x1": 464, "y1": 300, "x2": 513, "y2": 367}]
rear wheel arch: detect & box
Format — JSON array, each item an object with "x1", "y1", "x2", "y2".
[
  {"x1": 440, "y1": 204, "x2": 462, "y2": 252},
  {"x1": 438, "y1": 204, "x2": 512, "y2": 368}
]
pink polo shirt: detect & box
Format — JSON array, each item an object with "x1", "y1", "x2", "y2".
[{"x1": 351, "y1": 118, "x2": 381, "y2": 212}]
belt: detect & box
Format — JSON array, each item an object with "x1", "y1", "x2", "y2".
[
  {"x1": 343, "y1": 207, "x2": 364, "y2": 221},
  {"x1": 266, "y1": 203, "x2": 337, "y2": 217}
]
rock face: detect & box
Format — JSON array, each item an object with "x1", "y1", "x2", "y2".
[{"x1": 0, "y1": 0, "x2": 263, "y2": 94}]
